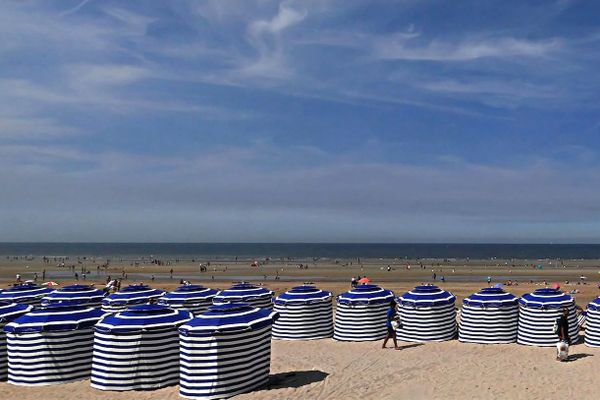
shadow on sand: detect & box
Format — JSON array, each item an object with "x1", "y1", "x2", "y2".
[
  {"x1": 397, "y1": 343, "x2": 424, "y2": 350},
  {"x1": 266, "y1": 370, "x2": 329, "y2": 390},
  {"x1": 566, "y1": 353, "x2": 593, "y2": 362}
]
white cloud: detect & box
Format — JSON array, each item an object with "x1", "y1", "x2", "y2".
[{"x1": 375, "y1": 36, "x2": 562, "y2": 61}]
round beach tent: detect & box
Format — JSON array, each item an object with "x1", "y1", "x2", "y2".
[
  {"x1": 213, "y1": 283, "x2": 274, "y2": 310},
  {"x1": 0, "y1": 302, "x2": 32, "y2": 381},
  {"x1": 272, "y1": 285, "x2": 333, "y2": 340},
  {"x1": 396, "y1": 285, "x2": 456, "y2": 342},
  {"x1": 4, "y1": 305, "x2": 104, "y2": 386},
  {"x1": 157, "y1": 284, "x2": 218, "y2": 316},
  {"x1": 517, "y1": 288, "x2": 578, "y2": 346},
  {"x1": 91, "y1": 304, "x2": 192, "y2": 391},
  {"x1": 179, "y1": 303, "x2": 278, "y2": 400},
  {"x1": 584, "y1": 297, "x2": 600, "y2": 347},
  {"x1": 333, "y1": 284, "x2": 394, "y2": 341},
  {"x1": 41, "y1": 284, "x2": 106, "y2": 308},
  {"x1": 101, "y1": 284, "x2": 165, "y2": 313},
  {"x1": 459, "y1": 287, "x2": 519, "y2": 344},
  {"x1": 0, "y1": 283, "x2": 54, "y2": 306}
]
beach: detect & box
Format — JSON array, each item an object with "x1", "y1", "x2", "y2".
[{"x1": 1, "y1": 255, "x2": 600, "y2": 399}]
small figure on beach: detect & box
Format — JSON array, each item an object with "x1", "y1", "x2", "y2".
[
  {"x1": 555, "y1": 307, "x2": 570, "y2": 362},
  {"x1": 382, "y1": 299, "x2": 401, "y2": 350},
  {"x1": 351, "y1": 276, "x2": 357, "y2": 287}
]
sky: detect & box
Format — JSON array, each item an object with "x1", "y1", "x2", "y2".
[{"x1": 1, "y1": 0, "x2": 600, "y2": 243}]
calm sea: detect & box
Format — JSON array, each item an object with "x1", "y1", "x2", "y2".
[{"x1": 1, "y1": 243, "x2": 600, "y2": 259}]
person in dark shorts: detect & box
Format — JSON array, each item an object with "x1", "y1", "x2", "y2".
[
  {"x1": 556, "y1": 307, "x2": 570, "y2": 361},
  {"x1": 382, "y1": 299, "x2": 401, "y2": 350}
]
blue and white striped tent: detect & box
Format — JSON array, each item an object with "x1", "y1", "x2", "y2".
[
  {"x1": 333, "y1": 284, "x2": 394, "y2": 341},
  {"x1": 0, "y1": 302, "x2": 32, "y2": 381},
  {"x1": 272, "y1": 285, "x2": 333, "y2": 340},
  {"x1": 91, "y1": 304, "x2": 192, "y2": 391},
  {"x1": 397, "y1": 285, "x2": 456, "y2": 342},
  {"x1": 517, "y1": 288, "x2": 578, "y2": 346},
  {"x1": 459, "y1": 287, "x2": 519, "y2": 344},
  {"x1": 584, "y1": 297, "x2": 600, "y2": 347},
  {"x1": 101, "y1": 284, "x2": 165, "y2": 313},
  {"x1": 179, "y1": 303, "x2": 278, "y2": 400},
  {"x1": 4, "y1": 305, "x2": 104, "y2": 386},
  {"x1": 213, "y1": 283, "x2": 274, "y2": 310},
  {"x1": 157, "y1": 285, "x2": 218, "y2": 316},
  {"x1": 41, "y1": 284, "x2": 106, "y2": 308},
  {"x1": 0, "y1": 283, "x2": 54, "y2": 306}
]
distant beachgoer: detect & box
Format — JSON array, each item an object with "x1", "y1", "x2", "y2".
[
  {"x1": 351, "y1": 276, "x2": 357, "y2": 287},
  {"x1": 433, "y1": 273, "x2": 437, "y2": 281},
  {"x1": 382, "y1": 300, "x2": 400, "y2": 350},
  {"x1": 170, "y1": 268, "x2": 173, "y2": 279},
  {"x1": 441, "y1": 276, "x2": 445, "y2": 283},
  {"x1": 42, "y1": 269, "x2": 46, "y2": 280},
  {"x1": 75, "y1": 272, "x2": 79, "y2": 281},
  {"x1": 151, "y1": 274, "x2": 155, "y2": 282},
  {"x1": 15, "y1": 273, "x2": 21, "y2": 282},
  {"x1": 555, "y1": 307, "x2": 570, "y2": 361},
  {"x1": 487, "y1": 276, "x2": 492, "y2": 284}
]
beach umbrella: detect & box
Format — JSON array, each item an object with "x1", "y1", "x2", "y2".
[
  {"x1": 0, "y1": 302, "x2": 32, "y2": 381},
  {"x1": 91, "y1": 304, "x2": 192, "y2": 391},
  {"x1": 357, "y1": 277, "x2": 370, "y2": 284},
  {"x1": 41, "y1": 284, "x2": 106, "y2": 308},
  {"x1": 517, "y1": 288, "x2": 578, "y2": 347},
  {"x1": 4, "y1": 305, "x2": 105, "y2": 386},
  {"x1": 213, "y1": 282, "x2": 274, "y2": 310},
  {"x1": 272, "y1": 285, "x2": 333, "y2": 340},
  {"x1": 157, "y1": 284, "x2": 218, "y2": 316},
  {"x1": 101, "y1": 284, "x2": 165, "y2": 313},
  {"x1": 179, "y1": 303, "x2": 278, "y2": 400},
  {"x1": 0, "y1": 283, "x2": 54, "y2": 306},
  {"x1": 396, "y1": 285, "x2": 457, "y2": 342},
  {"x1": 459, "y1": 287, "x2": 519, "y2": 344},
  {"x1": 584, "y1": 297, "x2": 600, "y2": 347},
  {"x1": 333, "y1": 284, "x2": 394, "y2": 341}
]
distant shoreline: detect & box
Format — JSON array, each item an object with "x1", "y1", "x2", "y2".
[{"x1": 3, "y1": 242, "x2": 600, "y2": 259}]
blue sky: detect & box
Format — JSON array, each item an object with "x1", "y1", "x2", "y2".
[{"x1": 1, "y1": 0, "x2": 600, "y2": 242}]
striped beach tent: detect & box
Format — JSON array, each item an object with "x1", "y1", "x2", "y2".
[
  {"x1": 584, "y1": 297, "x2": 600, "y2": 347},
  {"x1": 272, "y1": 285, "x2": 333, "y2": 340},
  {"x1": 41, "y1": 284, "x2": 106, "y2": 308},
  {"x1": 157, "y1": 284, "x2": 218, "y2": 316},
  {"x1": 179, "y1": 303, "x2": 278, "y2": 400},
  {"x1": 213, "y1": 283, "x2": 274, "y2": 310},
  {"x1": 0, "y1": 283, "x2": 54, "y2": 306},
  {"x1": 0, "y1": 302, "x2": 32, "y2": 381},
  {"x1": 91, "y1": 304, "x2": 192, "y2": 391},
  {"x1": 4, "y1": 305, "x2": 104, "y2": 386},
  {"x1": 397, "y1": 285, "x2": 456, "y2": 342},
  {"x1": 101, "y1": 284, "x2": 165, "y2": 313},
  {"x1": 333, "y1": 284, "x2": 394, "y2": 341},
  {"x1": 459, "y1": 287, "x2": 519, "y2": 344},
  {"x1": 517, "y1": 288, "x2": 578, "y2": 346}
]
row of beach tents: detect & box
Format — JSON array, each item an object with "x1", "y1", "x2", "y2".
[{"x1": 0, "y1": 282, "x2": 600, "y2": 399}]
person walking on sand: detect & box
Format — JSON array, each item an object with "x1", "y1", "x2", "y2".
[
  {"x1": 382, "y1": 300, "x2": 401, "y2": 350},
  {"x1": 555, "y1": 307, "x2": 570, "y2": 361}
]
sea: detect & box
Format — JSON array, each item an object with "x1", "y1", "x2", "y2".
[{"x1": 1, "y1": 243, "x2": 600, "y2": 260}]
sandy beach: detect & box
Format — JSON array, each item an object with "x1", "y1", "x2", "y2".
[{"x1": 1, "y1": 256, "x2": 600, "y2": 399}]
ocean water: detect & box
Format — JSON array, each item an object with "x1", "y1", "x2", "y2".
[{"x1": 1, "y1": 243, "x2": 600, "y2": 259}]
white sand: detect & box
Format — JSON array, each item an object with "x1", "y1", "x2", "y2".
[{"x1": 2, "y1": 338, "x2": 599, "y2": 400}]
